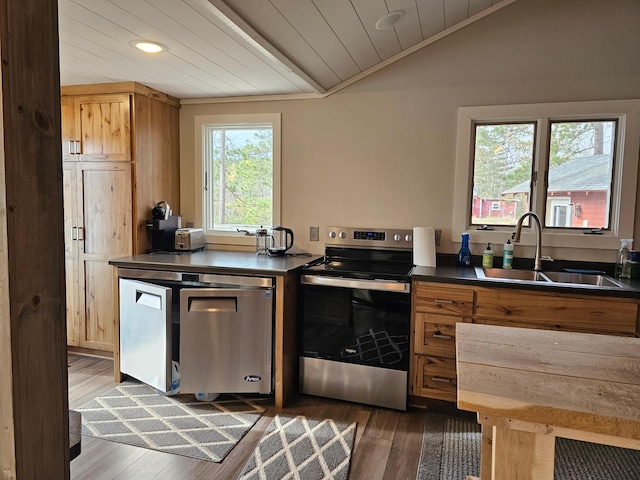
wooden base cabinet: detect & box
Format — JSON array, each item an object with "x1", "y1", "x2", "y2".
[
  {"x1": 62, "y1": 83, "x2": 180, "y2": 353},
  {"x1": 411, "y1": 282, "x2": 474, "y2": 402},
  {"x1": 411, "y1": 280, "x2": 640, "y2": 403},
  {"x1": 474, "y1": 287, "x2": 639, "y2": 336}
]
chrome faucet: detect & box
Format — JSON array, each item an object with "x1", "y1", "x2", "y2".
[{"x1": 512, "y1": 212, "x2": 550, "y2": 271}]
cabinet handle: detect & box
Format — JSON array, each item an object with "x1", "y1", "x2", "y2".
[
  {"x1": 68, "y1": 141, "x2": 75, "y2": 155},
  {"x1": 433, "y1": 333, "x2": 453, "y2": 339},
  {"x1": 75, "y1": 140, "x2": 81, "y2": 155},
  {"x1": 433, "y1": 299, "x2": 454, "y2": 304},
  {"x1": 431, "y1": 377, "x2": 451, "y2": 383},
  {"x1": 72, "y1": 227, "x2": 78, "y2": 240},
  {"x1": 77, "y1": 227, "x2": 84, "y2": 240}
]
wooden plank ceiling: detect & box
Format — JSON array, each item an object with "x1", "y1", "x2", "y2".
[{"x1": 58, "y1": 0, "x2": 516, "y2": 100}]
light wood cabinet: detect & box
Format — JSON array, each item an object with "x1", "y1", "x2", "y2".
[
  {"x1": 62, "y1": 82, "x2": 180, "y2": 353},
  {"x1": 62, "y1": 94, "x2": 131, "y2": 161},
  {"x1": 474, "y1": 288, "x2": 639, "y2": 336},
  {"x1": 411, "y1": 282, "x2": 475, "y2": 402},
  {"x1": 411, "y1": 280, "x2": 640, "y2": 403},
  {"x1": 64, "y1": 163, "x2": 132, "y2": 349}
]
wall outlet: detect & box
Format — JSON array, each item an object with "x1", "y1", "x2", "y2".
[{"x1": 310, "y1": 226, "x2": 319, "y2": 241}]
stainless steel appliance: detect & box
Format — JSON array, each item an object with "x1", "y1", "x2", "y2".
[
  {"x1": 119, "y1": 269, "x2": 273, "y2": 395},
  {"x1": 174, "y1": 228, "x2": 205, "y2": 251},
  {"x1": 299, "y1": 226, "x2": 413, "y2": 410},
  {"x1": 268, "y1": 226, "x2": 294, "y2": 256}
]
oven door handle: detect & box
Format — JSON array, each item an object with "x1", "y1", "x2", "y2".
[{"x1": 300, "y1": 275, "x2": 410, "y2": 293}]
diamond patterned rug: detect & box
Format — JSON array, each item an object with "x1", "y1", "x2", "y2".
[
  {"x1": 77, "y1": 380, "x2": 271, "y2": 462},
  {"x1": 238, "y1": 414, "x2": 357, "y2": 480}
]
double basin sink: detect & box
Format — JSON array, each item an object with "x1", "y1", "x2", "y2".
[{"x1": 474, "y1": 267, "x2": 626, "y2": 289}]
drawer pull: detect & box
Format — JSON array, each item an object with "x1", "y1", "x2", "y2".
[
  {"x1": 431, "y1": 376, "x2": 451, "y2": 383},
  {"x1": 433, "y1": 332, "x2": 453, "y2": 339},
  {"x1": 433, "y1": 299, "x2": 454, "y2": 304}
]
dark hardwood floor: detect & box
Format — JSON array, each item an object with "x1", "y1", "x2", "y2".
[{"x1": 68, "y1": 353, "x2": 432, "y2": 480}]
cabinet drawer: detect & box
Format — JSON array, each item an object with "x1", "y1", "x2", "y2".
[
  {"x1": 414, "y1": 282, "x2": 474, "y2": 316},
  {"x1": 414, "y1": 313, "x2": 459, "y2": 358},
  {"x1": 413, "y1": 356, "x2": 457, "y2": 402},
  {"x1": 475, "y1": 288, "x2": 639, "y2": 335}
]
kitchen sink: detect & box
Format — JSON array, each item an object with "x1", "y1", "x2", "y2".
[
  {"x1": 474, "y1": 267, "x2": 549, "y2": 282},
  {"x1": 474, "y1": 267, "x2": 625, "y2": 289},
  {"x1": 541, "y1": 271, "x2": 625, "y2": 288}
]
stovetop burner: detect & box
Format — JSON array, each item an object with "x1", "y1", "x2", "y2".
[{"x1": 303, "y1": 226, "x2": 415, "y2": 281}]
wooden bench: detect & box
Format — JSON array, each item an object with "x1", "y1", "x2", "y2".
[{"x1": 456, "y1": 323, "x2": 640, "y2": 480}]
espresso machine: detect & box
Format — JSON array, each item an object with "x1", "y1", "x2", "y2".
[{"x1": 146, "y1": 201, "x2": 181, "y2": 252}]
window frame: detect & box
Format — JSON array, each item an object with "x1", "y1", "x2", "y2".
[
  {"x1": 194, "y1": 113, "x2": 282, "y2": 247},
  {"x1": 453, "y1": 100, "x2": 640, "y2": 252}
]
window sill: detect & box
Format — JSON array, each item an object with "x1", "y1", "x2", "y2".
[
  {"x1": 462, "y1": 229, "x2": 625, "y2": 251},
  {"x1": 205, "y1": 233, "x2": 255, "y2": 249}
]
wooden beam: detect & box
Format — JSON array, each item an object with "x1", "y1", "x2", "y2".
[{"x1": 0, "y1": 0, "x2": 69, "y2": 478}]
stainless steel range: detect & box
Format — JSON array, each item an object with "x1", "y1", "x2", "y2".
[{"x1": 299, "y1": 226, "x2": 413, "y2": 410}]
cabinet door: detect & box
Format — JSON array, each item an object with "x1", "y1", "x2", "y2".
[
  {"x1": 475, "y1": 288, "x2": 638, "y2": 335},
  {"x1": 61, "y1": 96, "x2": 77, "y2": 161},
  {"x1": 63, "y1": 163, "x2": 80, "y2": 346},
  {"x1": 77, "y1": 162, "x2": 132, "y2": 351},
  {"x1": 414, "y1": 312, "x2": 461, "y2": 358},
  {"x1": 413, "y1": 282, "x2": 475, "y2": 316},
  {"x1": 75, "y1": 95, "x2": 131, "y2": 161},
  {"x1": 119, "y1": 279, "x2": 173, "y2": 392},
  {"x1": 412, "y1": 356, "x2": 457, "y2": 402}
]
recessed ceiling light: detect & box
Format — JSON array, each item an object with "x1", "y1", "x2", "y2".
[
  {"x1": 131, "y1": 40, "x2": 167, "y2": 53},
  {"x1": 375, "y1": 10, "x2": 404, "y2": 30}
]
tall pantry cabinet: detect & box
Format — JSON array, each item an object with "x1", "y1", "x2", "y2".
[{"x1": 62, "y1": 82, "x2": 180, "y2": 354}]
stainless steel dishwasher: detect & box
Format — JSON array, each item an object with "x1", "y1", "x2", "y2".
[{"x1": 118, "y1": 269, "x2": 274, "y2": 395}]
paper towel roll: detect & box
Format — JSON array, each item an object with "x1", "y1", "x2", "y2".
[{"x1": 413, "y1": 227, "x2": 436, "y2": 267}]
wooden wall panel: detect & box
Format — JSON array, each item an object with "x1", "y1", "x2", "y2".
[
  {"x1": 0, "y1": 0, "x2": 69, "y2": 478},
  {"x1": 132, "y1": 93, "x2": 180, "y2": 254}
]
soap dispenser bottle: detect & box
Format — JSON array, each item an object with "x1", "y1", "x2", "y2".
[
  {"x1": 482, "y1": 243, "x2": 494, "y2": 268},
  {"x1": 458, "y1": 233, "x2": 472, "y2": 267},
  {"x1": 615, "y1": 239, "x2": 632, "y2": 278},
  {"x1": 502, "y1": 239, "x2": 513, "y2": 269}
]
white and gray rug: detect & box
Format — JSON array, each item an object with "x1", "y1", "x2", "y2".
[
  {"x1": 77, "y1": 380, "x2": 270, "y2": 462},
  {"x1": 238, "y1": 414, "x2": 357, "y2": 480},
  {"x1": 417, "y1": 413, "x2": 640, "y2": 480}
]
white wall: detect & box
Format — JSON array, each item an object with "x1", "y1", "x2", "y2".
[{"x1": 180, "y1": 0, "x2": 640, "y2": 261}]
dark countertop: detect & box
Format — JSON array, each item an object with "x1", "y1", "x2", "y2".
[
  {"x1": 412, "y1": 264, "x2": 640, "y2": 299},
  {"x1": 109, "y1": 250, "x2": 322, "y2": 276}
]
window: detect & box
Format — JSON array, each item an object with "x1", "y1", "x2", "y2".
[
  {"x1": 470, "y1": 119, "x2": 617, "y2": 230},
  {"x1": 453, "y1": 100, "x2": 640, "y2": 251},
  {"x1": 471, "y1": 122, "x2": 535, "y2": 226},
  {"x1": 194, "y1": 114, "x2": 281, "y2": 246}
]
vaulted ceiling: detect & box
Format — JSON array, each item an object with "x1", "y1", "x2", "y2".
[{"x1": 58, "y1": 0, "x2": 516, "y2": 100}]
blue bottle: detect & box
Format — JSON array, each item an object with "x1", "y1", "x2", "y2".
[{"x1": 458, "y1": 233, "x2": 472, "y2": 267}]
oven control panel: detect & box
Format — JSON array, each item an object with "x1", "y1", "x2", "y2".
[{"x1": 325, "y1": 226, "x2": 413, "y2": 249}]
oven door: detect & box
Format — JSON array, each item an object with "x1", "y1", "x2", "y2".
[{"x1": 300, "y1": 275, "x2": 410, "y2": 372}]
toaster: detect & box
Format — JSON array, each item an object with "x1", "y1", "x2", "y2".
[{"x1": 175, "y1": 228, "x2": 205, "y2": 251}]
